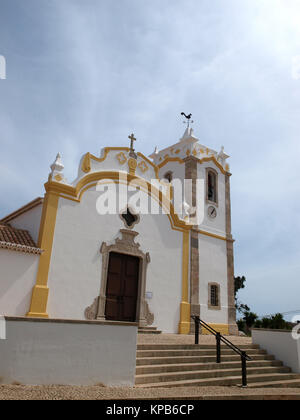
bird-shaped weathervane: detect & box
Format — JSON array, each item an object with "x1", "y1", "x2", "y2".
[{"x1": 181, "y1": 112, "x2": 194, "y2": 129}]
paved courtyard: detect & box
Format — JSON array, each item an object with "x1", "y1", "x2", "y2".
[{"x1": 0, "y1": 384, "x2": 300, "y2": 400}]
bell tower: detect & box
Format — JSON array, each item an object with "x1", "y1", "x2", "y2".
[{"x1": 149, "y1": 115, "x2": 238, "y2": 335}]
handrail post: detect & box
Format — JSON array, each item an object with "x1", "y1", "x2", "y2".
[
  {"x1": 194, "y1": 316, "x2": 200, "y2": 345},
  {"x1": 241, "y1": 351, "x2": 247, "y2": 387},
  {"x1": 216, "y1": 332, "x2": 221, "y2": 363}
]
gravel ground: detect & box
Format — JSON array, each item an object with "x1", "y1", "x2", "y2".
[
  {"x1": 0, "y1": 385, "x2": 300, "y2": 400},
  {"x1": 138, "y1": 333, "x2": 252, "y2": 345}
]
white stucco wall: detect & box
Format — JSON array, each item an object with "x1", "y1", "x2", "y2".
[
  {"x1": 157, "y1": 160, "x2": 227, "y2": 237},
  {"x1": 0, "y1": 250, "x2": 39, "y2": 316},
  {"x1": 0, "y1": 317, "x2": 137, "y2": 386},
  {"x1": 158, "y1": 161, "x2": 185, "y2": 184},
  {"x1": 8, "y1": 204, "x2": 43, "y2": 244},
  {"x1": 197, "y1": 162, "x2": 226, "y2": 236},
  {"x1": 252, "y1": 329, "x2": 300, "y2": 373},
  {"x1": 47, "y1": 186, "x2": 182, "y2": 333},
  {"x1": 198, "y1": 235, "x2": 228, "y2": 325}
]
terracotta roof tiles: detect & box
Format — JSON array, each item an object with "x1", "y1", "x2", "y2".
[{"x1": 0, "y1": 224, "x2": 42, "y2": 255}]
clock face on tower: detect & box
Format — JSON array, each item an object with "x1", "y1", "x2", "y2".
[{"x1": 208, "y1": 206, "x2": 217, "y2": 219}]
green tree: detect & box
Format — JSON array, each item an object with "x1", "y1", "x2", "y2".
[
  {"x1": 234, "y1": 276, "x2": 250, "y2": 314},
  {"x1": 234, "y1": 276, "x2": 246, "y2": 296},
  {"x1": 243, "y1": 311, "x2": 258, "y2": 335}
]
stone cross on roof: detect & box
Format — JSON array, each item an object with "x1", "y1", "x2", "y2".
[{"x1": 128, "y1": 133, "x2": 137, "y2": 159}]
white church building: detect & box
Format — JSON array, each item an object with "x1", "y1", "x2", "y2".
[{"x1": 0, "y1": 125, "x2": 238, "y2": 335}]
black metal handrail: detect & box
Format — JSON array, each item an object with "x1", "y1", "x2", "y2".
[{"x1": 191, "y1": 316, "x2": 252, "y2": 387}]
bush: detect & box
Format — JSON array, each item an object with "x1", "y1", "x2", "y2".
[{"x1": 237, "y1": 312, "x2": 292, "y2": 335}]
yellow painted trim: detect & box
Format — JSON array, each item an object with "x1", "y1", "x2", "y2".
[
  {"x1": 137, "y1": 160, "x2": 149, "y2": 174},
  {"x1": 27, "y1": 191, "x2": 59, "y2": 318},
  {"x1": 201, "y1": 324, "x2": 230, "y2": 335},
  {"x1": 200, "y1": 156, "x2": 229, "y2": 175},
  {"x1": 128, "y1": 158, "x2": 137, "y2": 175},
  {"x1": 196, "y1": 229, "x2": 227, "y2": 242},
  {"x1": 81, "y1": 148, "x2": 163, "y2": 180},
  {"x1": 82, "y1": 152, "x2": 91, "y2": 173},
  {"x1": 82, "y1": 148, "x2": 130, "y2": 173},
  {"x1": 27, "y1": 171, "x2": 190, "y2": 318},
  {"x1": 116, "y1": 152, "x2": 127, "y2": 165},
  {"x1": 45, "y1": 172, "x2": 192, "y2": 233},
  {"x1": 81, "y1": 147, "x2": 230, "y2": 183},
  {"x1": 158, "y1": 157, "x2": 184, "y2": 169},
  {"x1": 178, "y1": 230, "x2": 190, "y2": 334},
  {"x1": 157, "y1": 155, "x2": 230, "y2": 176},
  {"x1": 137, "y1": 152, "x2": 159, "y2": 174}
]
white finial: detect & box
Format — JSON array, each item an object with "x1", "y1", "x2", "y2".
[
  {"x1": 181, "y1": 127, "x2": 190, "y2": 140},
  {"x1": 180, "y1": 125, "x2": 197, "y2": 142},
  {"x1": 50, "y1": 153, "x2": 65, "y2": 182},
  {"x1": 217, "y1": 146, "x2": 228, "y2": 166},
  {"x1": 51, "y1": 153, "x2": 64, "y2": 173},
  {"x1": 154, "y1": 146, "x2": 159, "y2": 154}
]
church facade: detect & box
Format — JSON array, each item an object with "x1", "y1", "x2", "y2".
[{"x1": 0, "y1": 126, "x2": 238, "y2": 335}]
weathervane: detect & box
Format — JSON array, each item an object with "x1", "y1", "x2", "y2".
[{"x1": 181, "y1": 112, "x2": 194, "y2": 129}]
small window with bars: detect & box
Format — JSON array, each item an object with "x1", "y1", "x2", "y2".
[{"x1": 209, "y1": 284, "x2": 220, "y2": 308}]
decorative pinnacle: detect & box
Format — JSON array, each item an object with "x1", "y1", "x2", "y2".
[{"x1": 50, "y1": 153, "x2": 64, "y2": 174}]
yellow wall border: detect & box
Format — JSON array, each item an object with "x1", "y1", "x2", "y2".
[
  {"x1": 81, "y1": 148, "x2": 230, "y2": 180},
  {"x1": 178, "y1": 230, "x2": 190, "y2": 334},
  {"x1": 27, "y1": 191, "x2": 59, "y2": 318},
  {"x1": 157, "y1": 155, "x2": 230, "y2": 176},
  {"x1": 201, "y1": 324, "x2": 230, "y2": 335},
  {"x1": 27, "y1": 171, "x2": 192, "y2": 319},
  {"x1": 45, "y1": 171, "x2": 192, "y2": 233},
  {"x1": 81, "y1": 148, "x2": 130, "y2": 173}
]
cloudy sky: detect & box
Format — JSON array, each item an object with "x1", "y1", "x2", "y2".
[{"x1": 0, "y1": 0, "x2": 300, "y2": 319}]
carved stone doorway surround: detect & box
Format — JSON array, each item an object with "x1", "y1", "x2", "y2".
[{"x1": 96, "y1": 229, "x2": 151, "y2": 327}]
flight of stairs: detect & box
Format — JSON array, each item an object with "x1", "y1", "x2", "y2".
[
  {"x1": 135, "y1": 343, "x2": 300, "y2": 388},
  {"x1": 138, "y1": 326, "x2": 162, "y2": 334}
]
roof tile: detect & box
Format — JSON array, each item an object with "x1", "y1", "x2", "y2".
[{"x1": 0, "y1": 224, "x2": 37, "y2": 248}]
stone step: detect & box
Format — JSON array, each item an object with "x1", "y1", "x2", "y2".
[
  {"x1": 137, "y1": 344, "x2": 260, "y2": 350},
  {"x1": 248, "y1": 379, "x2": 300, "y2": 388},
  {"x1": 135, "y1": 366, "x2": 291, "y2": 385},
  {"x1": 136, "y1": 354, "x2": 275, "y2": 366},
  {"x1": 135, "y1": 373, "x2": 300, "y2": 388},
  {"x1": 136, "y1": 360, "x2": 283, "y2": 375},
  {"x1": 139, "y1": 326, "x2": 158, "y2": 330},
  {"x1": 136, "y1": 348, "x2": 266, "y2": 358},
  {"x1": 138, "y1": 327, "x2": 162, "y2": 335}
]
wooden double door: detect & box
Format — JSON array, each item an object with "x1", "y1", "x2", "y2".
[{"x1": 105, "y1": 252, "x2": 140, "y2": 322}]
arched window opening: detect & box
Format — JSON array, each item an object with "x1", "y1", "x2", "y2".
[{"x1": 207, "y1": 169, "x2": 217, "y2": 203}]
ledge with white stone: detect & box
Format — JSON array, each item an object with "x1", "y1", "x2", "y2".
[{"x1": 0, "y1": 317, "x2": 138, "y2": 386}]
